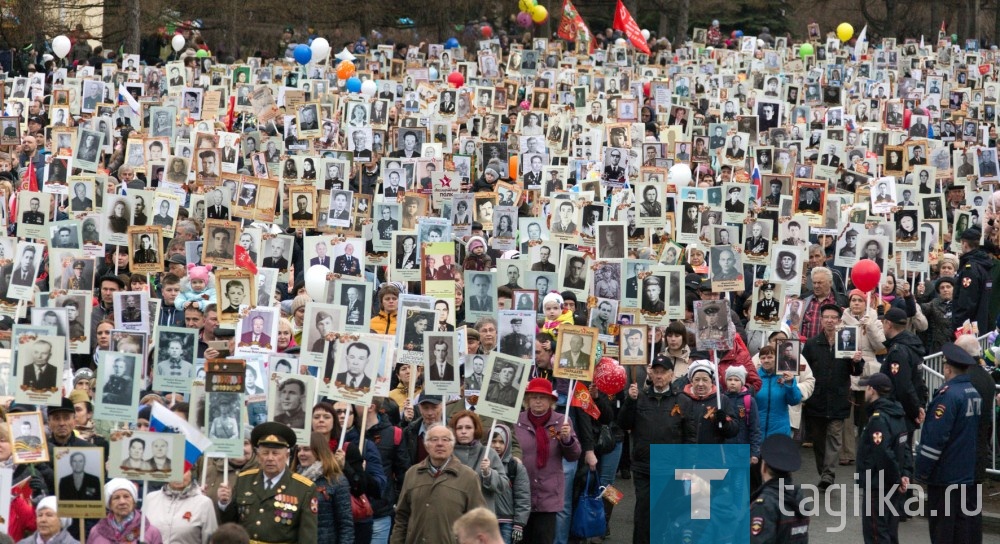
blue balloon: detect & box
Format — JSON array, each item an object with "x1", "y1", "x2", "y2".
[
  {"x1": 734, "y1": 30, "x2": 744, "y2": 38},
  {"x1": 444, "y1": 37, "x2": 459, "y2": 49},
  {"x1": 346, "y1": 76, "x2": 362, "y2": 93},
  {"x1": 293, "y1": 44, "x2": 312, "y2": 65}
]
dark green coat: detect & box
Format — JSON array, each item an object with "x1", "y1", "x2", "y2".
[{"x1": 218, "y1": 467, "x2": 318, "y2": 544}]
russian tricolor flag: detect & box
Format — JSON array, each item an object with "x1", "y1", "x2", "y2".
[
  {"x1": 150, "y1": 402, "x2": 213, "y2": 471},
  {"x1": 751, "y1": 166, "x2": 762, "y2": 206}
]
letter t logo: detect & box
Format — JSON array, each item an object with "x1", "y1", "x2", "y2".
[{"x1": 675, "y1": 469, "x2": 729, "y2": 519}]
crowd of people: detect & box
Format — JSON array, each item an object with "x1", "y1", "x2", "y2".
[{"x1": 0, "y1": 13, "x2": 995, "y2": 544}]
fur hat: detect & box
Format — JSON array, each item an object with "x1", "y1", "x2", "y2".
[
  {"x1": 186, "y1": 263, "x2": 213, "y2": 283},
  {"x1": 467, "y1": 236, "x2": 487, "y2": 252}
]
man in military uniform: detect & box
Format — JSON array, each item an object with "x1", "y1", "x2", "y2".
[
  {"x1": 499, "y1": 317, "x2": 532, "y2": 358},
  {"x1": 121, "y1": 295, "x2": 142, "y2": 322},
  {"x1": 754, "y1": 283, "x2": 780, "y2": 322},
  {"x1": 218, "y1": 422, "x2": 317, "y2": 544},
  {"x1": 67, "y1": 261, "x2": 88, "y2": 290},
  {"x1": 856, "y1": 373, "x2": 912, "y2": 544},
  {"x1": 641, "y1": 275, "x2": 665, "y2": 313},
  {"x1": 698, "y1": 303, "x2": 727, "y2": 343},
  {"x1": 916, "y1": 343, "x2": 982, "y2": 543},
  {"x1": 750, "y1": 434, "x2": 810, "y2": 543}
]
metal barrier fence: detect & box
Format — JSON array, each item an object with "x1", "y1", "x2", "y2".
[{"x1": 919, "y1": 334, "x2": 996, "y2": 475}]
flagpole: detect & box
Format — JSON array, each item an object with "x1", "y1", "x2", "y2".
[
  {"x1": 564, "y1": 379, "x2": 575, "y2": 424},
  {"x1": 484, "y1": 420, "x2": 498, "y2": 462}
]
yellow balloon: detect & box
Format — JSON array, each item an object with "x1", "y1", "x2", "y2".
[
  {"x1": 531, "y1": 5, "x2": 548, "y2": 23},
  {"x1": 837, "y1": 22, "x2": 854, "y2": 42},
  {"x1": 518, "y1": 0, "x2": 535, "y2": 12}
]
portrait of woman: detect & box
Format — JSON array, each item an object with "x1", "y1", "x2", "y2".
[{"x1": 108, "y1": 200, "x2": 130, "y2": 233}]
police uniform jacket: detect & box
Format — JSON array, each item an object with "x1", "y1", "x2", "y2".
[
  {"x1": 750, "y1": 478, "x2": 809, "y2": 543},
  {"x1": 952, "y1": 247, "x2": 994, "y2": 332},
  {"x1": 916, "y1": 374, "x2": 981, "y2": 485},
  {"x1": 856, "y1": 397, "x2": 912, "y2": 489},
  {"x1": 219, "y1": 467, "x2": 318, "y2": 544},
  {"x1": 879, "y1": 331, "x2": 928, "y2": 429}
]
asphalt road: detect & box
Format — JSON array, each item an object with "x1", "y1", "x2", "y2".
[{"x1": 600, "y1": 446, "x2": 1000, "y2": 543}]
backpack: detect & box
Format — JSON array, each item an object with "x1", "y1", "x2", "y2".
[{"x1": 743, "y1": 394, "x2": 752, "y2": 426}]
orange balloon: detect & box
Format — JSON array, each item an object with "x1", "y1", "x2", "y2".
[
  {"x1": 508, "y1": 155, "x2": 518, "y2": 182},
  {"x1": 336, "y1": 61, "x2": 356, "y2": 80}
]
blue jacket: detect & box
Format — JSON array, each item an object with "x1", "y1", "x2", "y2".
[
  {"x1": 725, "y1": 387, "x2": 763, "y2": 458},
  {"x1": 755, "y1": 367, "x2": 803, "y2": 438},
  {"x1": 343, "y1": 428, "x2": 388, "y2": 496},
  {"x1": 315, "y1": 474, "x2": 355, "y2": 544},
  {"x1": 916, "y1": 374, "x2": 981, "y2": 485}
]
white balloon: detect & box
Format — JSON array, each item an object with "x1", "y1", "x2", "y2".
[
  {"x1": 360, "y1": 79, "x2": 377, "y2": 98},
  {"x1": 641, "y1": 29, "x2": 651, "y2": 41},
  {"x1": 667, "y1": 163, "x2": 693, "y2": 188},
  {"x1": 171, "y1": 34, "x2": 185, "y2": 53},
  {"x1": 334, "y1": 47, "x2": 356, "y2": 62},
  {"x1": 51, "y1": 35, "x2": 71, "y2": 59},
  {"x1": 304, "y1": 265, "x2": 331, "y2": 301},
  {"x1": 615, "y1": 38, "x2": 627, "y2": 46},
  {"x1": 310, "y1": 37, "x2": 330, "y2": 61},
  {"x1": 757, "y1": 38, "x2": 766, "y2": 48}
]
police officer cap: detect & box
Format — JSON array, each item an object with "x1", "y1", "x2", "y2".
[
  {"x1": 942, "y1": 342, "x2": 977, "y2": 367},
  {"x1": 760, "y1": 434, "x2": 801, "y2": 473},
  {"x1": 761, "y1": 282, "x2": 775, "y2": 291},
  {"x1": 960, "y1": 226, "x2": 982, "y2": 243},
  {"x1": 703, "y1": 304, "x2": 721, "y2": 315},
  {"x1": 651, "y1": 354, "x2": 674, "y2": 370},
  {"x1": 728, "y1": 186, "x2": 741, "y2": 194},
  {"x1": 73, "y1": 260, "x2": 86, "y2": 269},
  {"x1": 859, "y1": 372, "x2": 893, "y2": 392},
  {"x1": 251, "y1": 421, "x2": 297, "y2": 449}
]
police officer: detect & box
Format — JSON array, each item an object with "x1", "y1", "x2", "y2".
[
  {"x1": 217, "y1": 422, "x2": 318, "y2": 544},
  {"x1": 952, "y1": 226, "x2": 993, "y2": 331},
  {"x1": 856, "y1": 373, "x2": 912, "y2": 544},
  {"x1": 916, "y1": 343, "x2": 982, "y2": 543},
  {"x1": 750, "y1": 434, "x2": 809, "y2": 543}
]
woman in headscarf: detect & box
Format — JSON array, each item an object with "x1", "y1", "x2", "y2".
[
  {"x1": 16, "y1": 496, "x2": 76, "y2": 544},
  {"x1": 143, "y1": 469, "x2": 217, "y2": 544},
  {"x1": 87, "y1": 479, "x2": 163, "y2": 544}
]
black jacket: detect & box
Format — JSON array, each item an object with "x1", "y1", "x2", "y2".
[
  {"x1": 856, "y1": 397, "x2": 912, "y2": 489},
  {"x1": 749, "y1": 478, "x2": 810, "y2": 543},
  {"x1": 880, "y1": 331, "x2": 927, "y2": 427},
  {"x1": 679, "y1": 385, "x2": 740, "y2": 444},
  {"x1": 802, "y1": 333, "x2": 863, "y2": 420},
  {"x1": 953, "y1": 247, "x2": 994, "y2": 331},
  {"x1": 365, "y1": 416, "x2": 410, "y2": 517},
  {"x1": 618, "y1": 384, "x2": 689, "y2": 474},
  {"x1": 967, "y1": 364, "x2": 996, "y2": 483}
]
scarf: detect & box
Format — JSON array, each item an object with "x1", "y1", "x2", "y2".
[
  {"x1": 161, "y1": 481, "x2": 200, "y2": 500},
  {"x1": 296, "y1": 462, "x2": 324, "y2": 482},
  {"x1": 527, "y1": 409, "x2": 552, "y2": 470}
]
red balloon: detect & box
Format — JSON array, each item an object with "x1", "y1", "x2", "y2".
[
  {"x1": 903, "y1": 108, "x2": 911, "y2": 129},
  {"x1": 851, "y1": 259, "x2": 882, "y2": 292},
  {"x1": 446, "y1": 71, "x2": 464, "y2": 88},
  {"x1": 481, "y1": 25, "x2": 493, "y2": 38},
  {"x1": 594, "y1": 357, "x2": 626, "y2": 396},
  {"x1": 642, "y1": 81, "x2": 651, "y2": 97}
]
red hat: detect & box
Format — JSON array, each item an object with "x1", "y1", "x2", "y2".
[{"x1": 524, "y1": 378, "x2": 557, "y2": 400}]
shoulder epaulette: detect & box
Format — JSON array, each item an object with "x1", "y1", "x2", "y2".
[
  {"x1": 871, "y1": 411, "x2": 880, "y2": 417},
  {"x1": 291, "y1": 472, "x2": 315, "y2": 486},
  {"x1": 238, "y1": 468, "x2": 260, "y2": 477}
]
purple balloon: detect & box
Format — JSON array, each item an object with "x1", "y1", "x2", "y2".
[{"x1": 516, "y1": 11, "x2": 533, "y2": 28}]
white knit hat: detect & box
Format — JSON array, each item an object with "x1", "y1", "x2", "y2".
[
  {"x1": 104, "y1": 478, "x2": 137, "y2": 508},
  {"x1": 687, "y1": 359, "x2": 715, "y2": 381}
]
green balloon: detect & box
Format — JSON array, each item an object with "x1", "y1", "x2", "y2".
[
  {"x1": 196, "y1": 49, "x2": 209, "y2": 58},
  {"x1": 799, "y1": 43, "x2": 814, "y2": 58}
]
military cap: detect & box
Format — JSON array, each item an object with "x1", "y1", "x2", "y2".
[
  {"x1": 942, "y1": 342, "x2": 977, "y2": 367},
  {"x1": 251, "y1": 421, "x2": 297, "y2": 449}
]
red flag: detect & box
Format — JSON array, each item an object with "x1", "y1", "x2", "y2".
[
  {"x1": 612, "y1": 0, "x2": 651, "y2": 55},
  {"x1": 571, "y1": 381, "x2": 601, "y2": 420},
  {"x1": 234, "y1": 244, "x2": 258, "y2": 274},
  {"x1": 25, "y1": 160, "x2": 38, "y2": 193},
  {"x1": 225, "y1": 95, "x2": 237, "y2": 132},
  {"x1": 557, "y1": 0, "x2": 596, "y2": 54}
]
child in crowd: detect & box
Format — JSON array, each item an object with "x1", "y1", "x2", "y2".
[{"x1": 176, "y1": 263, "x2": 216, "y2": 310}]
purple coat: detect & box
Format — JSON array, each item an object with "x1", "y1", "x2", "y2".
[
  {"x1": 514, "y1": 410, "x2": 581, "y2": 513},
  {"x1": 86, "y1": 513, "x2": 163, "y2": 544}
]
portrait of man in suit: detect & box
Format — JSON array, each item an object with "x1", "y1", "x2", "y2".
[
  {"x1": 22, "y1": 339, "x2": 57, "y2": 390},
  {"x1": 239, "y1": 314, "x2": 271, "y2": 346},
  {"x1": 292, "y1": 195, "x2": 314, "y2": 221},
  {"x1": 310, "y1": 241, "x2": 331, "y2": 268},
  {"x1": 206, "y1": 189, "x2": 229, "y2": 219},
  {"x1": 468, "y1": 274, "x2": 493, "y2": 311},
  {"x1": 59, "y1": 451, "x2": 102, "y2": 501},
  {"x1": 395, "y1": 236, "x2": 417, "y2": 269},
  {"x1": 427, "y1": 338, "x2": 454, "y2": 381},
  {"x1": 11, "y1": 246, "x2": 37, "y2": 287},
  {"x1": 335, "y1": 342, "x2": 373, "y2": 391},
  {"x1": 263, "y1": 239, "x2": 289, "y2": 270},
  {"x1": 328, "y1": 191, "x2": 352, "y2": 225},
  {"x1": 559, "y1": 335, "x2": 590, "y2": 370},
  {"x1": 343, "y1": 287, "x2": 365, "y2": 326}
]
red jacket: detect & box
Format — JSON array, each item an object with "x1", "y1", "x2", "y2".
[{"x1": 718, "y1": 336, "x2": 762, "y2": 393}]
